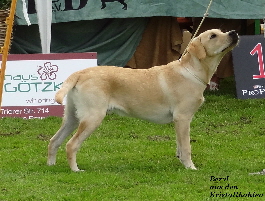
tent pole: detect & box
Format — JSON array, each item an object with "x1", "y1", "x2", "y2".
[
  {"x1": 254, "y1": 19, "x2": 261, "y2": 35},
  {"x1": 0, "y1": 0, "x2": 17, "y2": 111}
]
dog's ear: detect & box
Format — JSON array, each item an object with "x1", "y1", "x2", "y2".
[{"x1": 187, "y1": 38, "x2": 207, "y2": 60}]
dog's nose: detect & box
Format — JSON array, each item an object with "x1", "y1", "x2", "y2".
[
  {"x1": 229, "y1": 30, "x2": 237, "y2": 36},
  {"x1": 228, "y1": 30, "x2": 238, "y2": 43}
]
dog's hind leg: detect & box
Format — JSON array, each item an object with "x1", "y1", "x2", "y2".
[
  {"x1": 66, "y1": 111, "x2": 106, "y2": 172},
  {"x1": 47, "y1": 99, "x2": 78, "y2": 166}
]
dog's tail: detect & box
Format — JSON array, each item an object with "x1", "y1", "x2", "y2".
[{"x1": 55, "y1": 72, "x2": 80, "y2": 104}]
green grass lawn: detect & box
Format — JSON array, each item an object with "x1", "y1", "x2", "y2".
[{"x1": 0, "y1": 78, "x2": 265, "y2": 200}]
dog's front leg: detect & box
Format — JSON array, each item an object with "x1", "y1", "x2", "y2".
[{"x1": 174, "y1": 117, "x2": 197, "y2": 170}]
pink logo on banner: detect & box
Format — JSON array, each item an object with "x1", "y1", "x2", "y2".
[{"x1": 37, "y1": 62, "x2": 59, "y2": 80}]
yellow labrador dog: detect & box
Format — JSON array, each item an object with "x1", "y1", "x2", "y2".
[{"x1": 48, "y1": 29, "x2": 238, "y2": 171}]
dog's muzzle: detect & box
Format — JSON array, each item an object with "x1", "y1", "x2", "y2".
[{"x1": 221, "y1": 30, "x2": 239, "y2": 52}]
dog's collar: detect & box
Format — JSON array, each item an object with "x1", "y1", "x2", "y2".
[{"x1": 183, "y1": 66, "x2": 208, "y2": 86}]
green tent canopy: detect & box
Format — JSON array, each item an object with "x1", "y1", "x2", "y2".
[
  {"x1": 15, "y1": 0, "x2": 265, "y2": 25},
  {"x1": 11, "y1": 0, "x2": 265, "y2": 67}
]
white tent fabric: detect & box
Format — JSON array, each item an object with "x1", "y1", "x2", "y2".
[
  {"x1": 21, "y1": 0, "x2": 31, "y2": 26},
  {"x1": 34, "y1": 0, "x2": 52, "y2": 54}
]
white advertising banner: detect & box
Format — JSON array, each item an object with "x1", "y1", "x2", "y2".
[{"x1": 0, "y1": 53, "x2": 97, "y2": 119}]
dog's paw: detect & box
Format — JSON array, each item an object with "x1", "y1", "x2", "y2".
[
  {"x1": 47, "y1": 160, "x2": 56, "y2": 166},
  {"x1": 72, "y1": 169, "x2": 85, "y2": 172},
  {"x1": 70, "y1": 165, "x2": 85, "y2": 172},
  {"x1": 178, "y1": 157, "x2": 197, "y2": 170},
  {"x1": 186, "y1": 164, "x2": 197, "y2": 170}
]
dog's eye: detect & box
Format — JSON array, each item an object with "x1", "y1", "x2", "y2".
[{"x1": 210, "y1": 34, "x2": 217, "y2": 39}]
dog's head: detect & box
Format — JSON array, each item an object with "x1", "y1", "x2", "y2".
[{"x1": 187, "y1": 29, "x2": 239, "y2": 60}]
